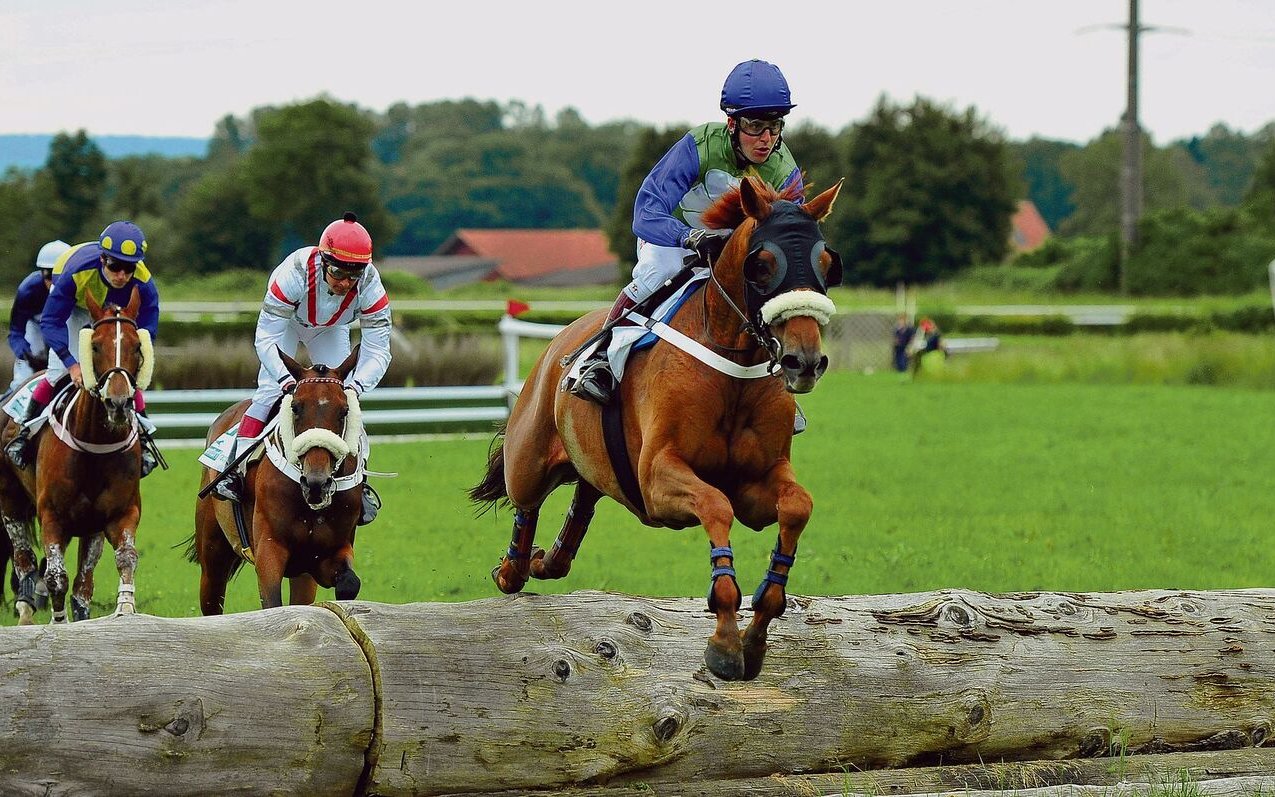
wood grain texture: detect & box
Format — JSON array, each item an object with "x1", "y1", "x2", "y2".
[
  {"x1": 2, "y1": 588, "x2": 1274, "y2": 796},
  {"x1": 0, "y1": 607, "x2": 373, "y2": 796}
]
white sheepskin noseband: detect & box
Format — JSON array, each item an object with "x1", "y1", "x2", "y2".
[
  {"x1": 760, "y1": 290, "x2": 837, "y2": 326},
  {"x1": 278, "y1": 388, "x2": 363, "y2": 466},
  {"x1": 78, "y1": 326, "x2": 154, "y2": 390}
]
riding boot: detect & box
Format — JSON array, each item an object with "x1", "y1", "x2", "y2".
[
  {"x1": 357, "y1": 478, "x2": 381, "y2": 526},
  {"x1": 211, "y1": 437, "x2": 246, "y2": 502},
  {"x1": 6, "y1": 395, "x2": 47, "y2": 469},
  {"x1": 571, "y1": 292, "x2": 638, "y2": 405}
]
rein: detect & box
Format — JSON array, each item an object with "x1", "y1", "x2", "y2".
[{"x1": 48, "y1": 310, "x2": 143, "y2": 454}]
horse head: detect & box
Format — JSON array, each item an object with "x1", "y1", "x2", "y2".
[
  {"x1": 705, "y1": 176, "x2": 844, "y2": 394},
  {"x1": 276, "y1": 346, "x2": 362, "y2": 510},
  {"x1": 82, "y1": 288, "x2": 150, "y2": 428}
]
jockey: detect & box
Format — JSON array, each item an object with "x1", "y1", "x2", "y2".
[
  {"x1": 7, "y1": 239, "x2": 70, "y2": 394},
  {"x1": 209, "y1": 212, "x2": 392, "y2": 524},
  {"x1": 5, "y1": 221, "x2": 162, "y2": 474},
  {"x1": 571, "y1": 59, "x2": 804, "y2": 406}
]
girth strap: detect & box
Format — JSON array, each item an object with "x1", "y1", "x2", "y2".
[{"x1": 602, "y1": 398, "x2": 645, "y2": 515}]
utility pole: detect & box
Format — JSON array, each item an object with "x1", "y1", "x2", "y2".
[{"x1": 1119, "y1": 0, "x2": 1142, "y2": 294}]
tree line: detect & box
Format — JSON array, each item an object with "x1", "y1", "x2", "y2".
[{"x1": 1, "y1": 95, "x2": 1273, "y2": 295}]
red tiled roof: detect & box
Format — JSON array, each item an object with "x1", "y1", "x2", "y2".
[
  {"x1": 434, "y1": 229, "x2": 617, "y2": 282},
  {"x1": 1010, "y1": 200, "x2": 1050, "y2": 252}
]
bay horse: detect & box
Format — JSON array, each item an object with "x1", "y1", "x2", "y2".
[
  {"x1": 471, "y1": 176, "x2": 843, "y2": 681},
  {"x1": 0, "y1": 288, "x2": 151, "y2": 624},
  {"x1": 189, "y1": 347, "x2": 364, "y2": 613}
]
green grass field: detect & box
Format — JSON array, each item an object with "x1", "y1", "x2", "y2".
[{"x1": 7, "y1": 371, "x2": 1275, "y2": 624}]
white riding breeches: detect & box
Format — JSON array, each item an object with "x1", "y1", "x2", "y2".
[
  {"x1": 623, "y1": 239, "x2": 695, "y2": 304},
  {"x1": 9, "y1": 321, "x2": 48, "y2": 393},
  {"x1": 246, "y1": 324, "x2": 353, "y2": 424},
  {"x1": 43, "y1": 307, "x2": 90, "y2": 386}
]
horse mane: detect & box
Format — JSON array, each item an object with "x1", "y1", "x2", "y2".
[{"x1": 700, "y1": 174, "x2": 807, "y2": 230}]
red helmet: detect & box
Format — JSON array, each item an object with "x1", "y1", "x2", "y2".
[{"x1": 318, "y1": 211, "x2": 373, "y2": 264}]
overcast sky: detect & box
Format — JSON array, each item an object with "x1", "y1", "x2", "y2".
[{"x1": 3, "y1": 0, "x2": 1273, "y2": 145}]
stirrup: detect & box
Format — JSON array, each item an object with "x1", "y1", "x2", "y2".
[
  {"x1": 793, "y1": 402, "x2": 807, "y2": 435},
  {"x1": 358, "y1": 481, "x2": 381, "y2": 526},
  {"x1": 571, "y1": 358, "x2": 616, "y2": 405}
]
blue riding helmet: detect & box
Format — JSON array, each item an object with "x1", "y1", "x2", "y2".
[
  {"x1": 720, "y1": 59, "x2": 796, "y2": 117},
  {"x1": 98, "y1": 220, "x2": 148, "y2": 263}
]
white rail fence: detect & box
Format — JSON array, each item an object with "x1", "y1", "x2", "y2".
[{"x1": 147, "y1": 315, "x2": 565, "y2": 435}]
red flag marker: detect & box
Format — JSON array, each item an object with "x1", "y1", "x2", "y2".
[{"x1": 506, "y1": 299, "x2": 531, "y2": 317}]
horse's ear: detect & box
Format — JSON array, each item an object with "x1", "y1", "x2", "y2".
[
  {"x1": 278, "y1": 346, "x2": 305, "y2": 382},
  {"x1": 335, "y1": 345, "x2": 361, "y2": 381},
  {"x1": 803, "y1": 178, "x2": 844, "y2": 222},
  {"x1": 124, "y1": 286, "x2": 141, "y2": 319},
  {"x1": 739, "y1": 176, "x2": 771, "y2": 222},
  {"x1": 85, "y1": 288, "x2": 104, "y2": 321}
]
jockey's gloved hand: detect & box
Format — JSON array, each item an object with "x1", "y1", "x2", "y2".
[
  {"x1": 13, "y1": 343, "x2": 30, "y2": 361},
  {"x1": 281, "y1": 379, "x2": 297, "y2": 395},
  {"x1": 682, "y1": 227, "x2": 732, "y2": 267},
  {"x1": 344, "y1": 379, "x2": 365, "y2": 397}
]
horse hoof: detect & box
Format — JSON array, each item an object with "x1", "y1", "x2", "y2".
[
  {"x1": 528, "y1": 548, "x2": 548, "y2": 579},
  {"x1": 704, "y1": 642, "x2": 745, "y2": 681},
  {"x1": 72, "y1": 604, "x2": 91, "y2": 623},
  {"x1": 741, "y1": 637, "x2": 768, "y2": 681},
  {"x1": 15, "y1": 602, "x2": 34, "y2": 626},
  {"x1": 491, "y1": 564, "x2": 524, "y2": 594},
  {"x1": 115, "y1": 603, "x2": 136, "y2": 616}
]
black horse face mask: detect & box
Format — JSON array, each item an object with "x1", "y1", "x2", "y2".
[{"x1": 743, "y1": 201, "x2": 843, "y2": 304}]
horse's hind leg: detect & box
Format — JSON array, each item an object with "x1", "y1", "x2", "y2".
[
  {"x1": 493, "y1": 507, "x2": 538, "y2": 593},
  {"x1": 194, "y1": 497, "x2": 237, "y2": 615},
  {"x1": 70, "y1": 533, "x2": 105, "y2": 621},
  {"x1": 530, "y1": 480, "x2": 601, "y2": 581},
  {"x1": 3, "y1": 516, "x2": 39, "y2": 624},
  {"x1": 736, "y1": 469, "x2": 813, "y2": 681}
]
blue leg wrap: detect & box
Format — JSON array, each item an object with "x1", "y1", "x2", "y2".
[
  {"x1": 707, "y1": 544, "x2": 740, "y2": 613},
  {"x1": 752, "y1": 539, "x2": 797, "y2": 617},
  {"x1": 506, "y1": 509, "x2": 535, "y2": 560}
]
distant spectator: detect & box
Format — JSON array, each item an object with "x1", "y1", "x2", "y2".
[
  {"x1": 891, "y1": 313, "x2": 915, "y2": 374},
  {"x1": 910, "y1": 317, "x2": 947, "y2": 376}
]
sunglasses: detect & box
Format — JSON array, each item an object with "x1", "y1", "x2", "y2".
[
  {"x1": 736, "y1": 117, "x2": 785, "y2": 137},
  {"x1": 101, "y1": 255, "x2": 136, "y2": 275},
  {"x1": 322, "y1": 256, "x2": 364, "y2": 282}
]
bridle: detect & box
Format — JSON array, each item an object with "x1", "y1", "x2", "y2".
[
  {"x1": 703, "y1": 255, "x2": 782, "y2": 367},
  {"x1": 86, "y1": 312, "x2": 140, "y2": 399}
]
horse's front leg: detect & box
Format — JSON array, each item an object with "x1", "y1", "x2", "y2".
[
  {"x1": 105, "y1": 510, "x2": 141, "y2": 616},
  {"x1": 253, "y1": 532, "x2": 289, "y2": 609},
  {"x1": 71, "y1": 532, "x2": 106, "y2": 621},
  {"x1": 493, "y1": 506, "x2": 538, "y2": 593},
  {"x1": 288, "y1": 575, "x2": 318, "y2": 605},
  {"x1": 734, "y1": 463, "x2": 812, "y2": 681},
  {"x1": 40, "y1": 526, "x2": 71, "y2": 625},
  {"x1": 643, "y1": 450, "x2": 743, "y2": 681},
  {"x1": 530, "y1": 480, "x2": 601, "y2": 581},
  {"x1": 3, "y1": 516, "x2": 39, "y2": 624}
]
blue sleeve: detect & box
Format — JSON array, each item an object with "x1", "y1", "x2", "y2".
[
  {"x1": 136, "y1": 279, "x2": 159, "y2": 340},
  {"x1": 41, "y1": 274, "x2": 77, "y2": 364},
  {"x1": 632, "y1": 133, "x2": 700, "y2": 248},
  {"x1": 8, "y1": 275, "x2": 43, "y2": 357}
]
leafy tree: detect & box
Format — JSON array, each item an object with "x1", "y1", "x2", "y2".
[
  {"x1": 240, "y1": 98, "x2": 396, "y2": 258},
  {"x1": 0, "y1": 170, "x2": 42, "y2": 284},
  {"x1": 783, "y1": 122, "x2": 845, "y2": 197},
  {"x1": 1010, "y1": 137, "x2": 1078, "y2": 231},
  {"x1": 831, "y1": 96, "x2": 1017, "y2": 286},
  {"x1": 169, "y1": 167, "x2": 275, "y2": 274},
  {"x1": 604, "y1": 127, "x2": 685, "y2": 276},
  {"x1": 1057, "y1": 130, "x2": 1187, "y2": 237},
  {"x1": 42, "y1": 130, "x2": 107, "y2": 240},
  {"x1": 1179, "y1": 124, "x2": 1265, "y2": 206}
]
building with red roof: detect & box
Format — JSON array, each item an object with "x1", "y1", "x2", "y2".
[{"x1": 1009, "y1": 200, "x2": 1050, "y2": 254}]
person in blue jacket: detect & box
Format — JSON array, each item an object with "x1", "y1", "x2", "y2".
[
  {"x1": 7, "y1": 240, "x2": 70, "y2": 395},
  {"x1": 572, "y1": 59, "x2": 804, "y2": 405},
  {"x1": 5, "y1": 221, "x2": 162, "y2": 475}
]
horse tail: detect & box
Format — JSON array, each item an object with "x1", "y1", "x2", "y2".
[
  {"x1": 469, "y1": 424, "x2": 509, "y2": 513},
  {"x1": 179, "y1": 532, "x2": 199, "y2": 563}
]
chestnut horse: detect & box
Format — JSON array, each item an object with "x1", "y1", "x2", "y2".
[
  {"x1": 0, "y1": 289, "x2": 151, "y2": 624},
  {"x1": 472, "y1": 177, "x2": 843, "y2": 680},
  {"x1": 189, "y1": 347, "x2": 363, "y2": 613}
]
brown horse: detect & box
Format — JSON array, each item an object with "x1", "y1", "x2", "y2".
[
  {"x1": 0, "y1": 289, "x2": 150, "y2": 624},
  {"x1": 189, "y1": 347, "x2": 364, "y2": 613},
  {"x1": 472, "y1": 176, "x2": 843, "y2": 680}
]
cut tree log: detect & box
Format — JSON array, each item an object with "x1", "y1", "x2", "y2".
[{"x1": 0, "y1": 588, "x2": 1272, "y2": 796}]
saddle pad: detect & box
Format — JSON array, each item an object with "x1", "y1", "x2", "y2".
[
  {"x1": 3, "y1": 379, "x2": 73, "y2": 437},
  {"x1": 198, "y1": 424, "x2": 266, "y2": 471},
  {"x1": 606, "y1": 270, "x2": 710, "y2": 384}
]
